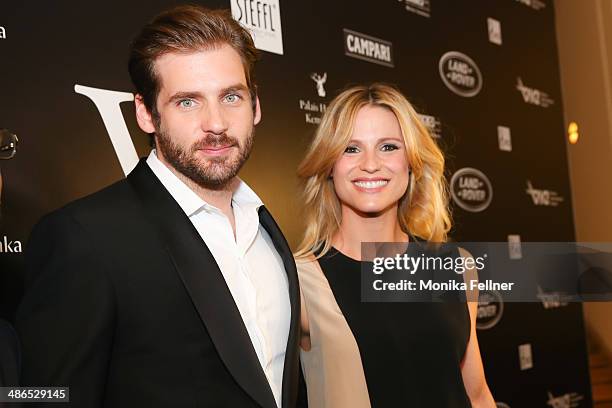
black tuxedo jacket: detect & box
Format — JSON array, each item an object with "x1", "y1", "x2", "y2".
[
  {"x1": 16, "y1": 160, "x2": 301, "y2": 407},
  {"x1": 0, "y1": 319, "x2": 20, "y2": 387}
]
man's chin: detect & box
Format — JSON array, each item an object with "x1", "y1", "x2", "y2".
[{"x1": 189, "y1": 166, "x2": 240, "y2": 190}]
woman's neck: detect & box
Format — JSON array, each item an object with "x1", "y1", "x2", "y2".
[{"x1": 332, "y1": 205, "x2": 408, "y2": 261}]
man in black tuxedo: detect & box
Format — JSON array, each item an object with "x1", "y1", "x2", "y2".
[{"x1": 17, "y1": 6, "x2": 301, "y2": 407}]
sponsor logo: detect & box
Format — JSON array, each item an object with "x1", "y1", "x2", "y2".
[
  {"x1": 311, "y1": 72, "x2": 327, "y2": 98},
  {"x1": 526, "y1": 180, "x2": 564, "y2": 207},
  {"x1": 0, "y1": 26, "x2": 6, "y2": 39},
  {"x1": 439, "y1": 51, "x2": 483, "y2": 97},
  {"x1": 419, "y1": 114, "x2": 442, "y2": 139},
  {"x1": 298, "y1": 73, "x2": 328, "y2": 125},
  {"x1": 546, "y1": 391, "x2": 584, "y2": 408},
  {"x1": 398, "y1": 0, "x2": 431, "y2": 18},
  {"x1": 518, "y1": 343, "x2": 533, "y2": 370},
  {"x1": 75, "y1": 84, "x2": 138, "y2": 175},
  {"x1": 537, "y1": 286, "x2": 569, "y2": 309},
  {"x1": 487, "y1": 18, "x2": 502, "y2": 45},
  {"x1": 231, "y1": 0, "x2": 283, "y2": 55},
  {"x1": 0, "y1": 236, "x2": 22, "y2": 253},
  {"x1": 344, "y1": 29, "x2": 394, "y2": 68},
  {"x1": 508, "y1": 235, "x2": 522, "y2": 260},
  {"x1": 497, "y1": 126, "x2": 512, "y2": 151},
  {"x1": 477, "y1": 290, "x2": 504, "y2": 330},
  {"x1": 516, "y1": 77, "x2": 554, "y2": 107},
  {"x1": 450, "y1": 168, "x2": 493, "y2": 212},
  {"x1": 516, "y1": 0, "x2": 546, "y2": 11}
]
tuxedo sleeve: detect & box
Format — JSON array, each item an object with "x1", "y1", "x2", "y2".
[{"x1": 16, "y1": 210, "x2": 115, "y2": 407}]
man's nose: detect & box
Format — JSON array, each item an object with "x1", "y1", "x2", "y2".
[{"x1": 201, "y1": 102, "x2": 228, "y2": 135}]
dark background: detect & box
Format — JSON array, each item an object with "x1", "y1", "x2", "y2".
[{"x1": 0, "y1": 0, "x2": 591, "y2": 406}]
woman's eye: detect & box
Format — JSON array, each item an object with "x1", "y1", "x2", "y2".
[
  {"x1": 179, "y1": 99, "x2": 195, "y2": 108},
  {"x1": 344, "y1": 146, "x2": 359, "y2": 154},
  {"x1": 381, "y1": 144, "x2": 399, "y2": 152}
]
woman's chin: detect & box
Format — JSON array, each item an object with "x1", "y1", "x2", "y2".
[{"x1": 348, "y1": 202, "x2": 398, "y2": 218}]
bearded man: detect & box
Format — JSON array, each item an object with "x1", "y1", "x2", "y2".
[{"x1": 16, "y1": 6, "x2": 300, "y2": 408}]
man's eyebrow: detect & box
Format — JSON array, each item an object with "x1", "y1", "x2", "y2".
[
  {"x1": 166, "y1": 86, "x2": 249, "y2": 104},
  {"x1": 220, "y1": 84, "x2": 249, "y2": 95},
  {"x1": 167, "y1": 91, "x2": 203, "y2": 104}
]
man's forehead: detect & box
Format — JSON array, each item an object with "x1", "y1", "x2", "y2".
[{"x1": 154, "y1": 46, "x2": 248, "y2": 95}]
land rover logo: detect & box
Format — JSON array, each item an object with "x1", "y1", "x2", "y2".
[
  {"x1": 450, "y1": 168, "x2": 493, "y2": 212},
  {"x1": 439, "y1": 51, "x2": 483, "y2": 97},
  {"x1": 477, "y1": 290, "x2": 504, "y2": 330}
]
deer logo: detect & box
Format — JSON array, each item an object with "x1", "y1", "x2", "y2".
[{"x1": 311, "y1": 72, "x2": 327, "y2": 97}]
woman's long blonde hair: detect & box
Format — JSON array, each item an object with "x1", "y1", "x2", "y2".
[{"x1": 295, "y1": 83, "x2": 452, "y2": 259}]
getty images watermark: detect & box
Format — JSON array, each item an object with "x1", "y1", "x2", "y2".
[
  {"x1": 371, "y1": 250, "x2": 516, "y2": 293},
  {"x1": 359, "y1": 242, "x2": 612, "y2": 303}
]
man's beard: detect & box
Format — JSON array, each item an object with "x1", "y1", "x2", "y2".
[{"x1": 156, "y1": 126, "x2": 254, "y2": 190}]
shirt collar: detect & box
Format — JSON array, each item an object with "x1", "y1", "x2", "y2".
[
  {"x1": 232, "y1": 176, "x2": 264, "y2": 210},
  {"x1": 146, "y1": 149, "x2": 263, "y2": 217}
]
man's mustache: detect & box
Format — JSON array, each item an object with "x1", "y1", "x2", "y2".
[{"x1": 191, "y1": 133, "x2": 239, "y2": 151}]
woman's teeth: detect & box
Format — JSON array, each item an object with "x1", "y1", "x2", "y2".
[{"x1": 354, "y1": 180, "x2": 388, "y2": 188}]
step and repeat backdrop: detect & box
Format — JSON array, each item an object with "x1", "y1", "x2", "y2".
[{"x1": 0, "y1": 0, "x2": 592, "y2": 406}]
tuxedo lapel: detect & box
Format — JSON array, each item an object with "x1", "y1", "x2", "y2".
[
  {"x1": 258, "y1": 207, "x2": 301, "y2": 408},
  {"x1": 127, "y1": 160, "x2": 277, "y2": 408}
]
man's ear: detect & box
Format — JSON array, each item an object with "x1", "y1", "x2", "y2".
[
  {"x1": 135, "y1": 94, "x2": 156, "y2": 134},
  {"x1": 253, "y1": 95, "x2": 262, "y2": 126}
]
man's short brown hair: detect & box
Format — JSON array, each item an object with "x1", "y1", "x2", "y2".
[{"x1": 128, "y1": 5, "x2": 259, "y2": 121}]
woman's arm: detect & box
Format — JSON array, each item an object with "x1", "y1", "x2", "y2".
[
  {"x1": 459, "y1": 248, "x2": 496, "y2": 407},
  {"x1": 461, "y1": 301, "x2": 496, "y2": 407},
  {"x1": 300, "y1": 288, "x2": 311, "y2": 351}
]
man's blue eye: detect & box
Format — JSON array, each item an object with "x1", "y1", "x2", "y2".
[
  {"x1": 224, "y1": 94, "x2": 241, "y2": 103},
  {"x1": 179, "y1": 99, "x2": 194, "y2": 108}
]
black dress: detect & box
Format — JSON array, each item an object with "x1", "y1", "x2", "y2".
[{"x1": 317, "y1": 246, "x2": 472, "y2": 407}]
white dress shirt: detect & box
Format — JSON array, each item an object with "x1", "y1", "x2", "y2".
[{"x1": 146, "y1": 150, "x2": 290, "y2": 407}]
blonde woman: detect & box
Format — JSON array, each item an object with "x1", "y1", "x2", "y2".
[{"x1": 295, "y1": 83, "x2": 495, "y2": 407}]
